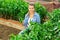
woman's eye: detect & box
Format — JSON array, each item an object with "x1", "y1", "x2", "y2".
[{"x1": 31, "y1": 8, "x2": 33, "y2": 9}]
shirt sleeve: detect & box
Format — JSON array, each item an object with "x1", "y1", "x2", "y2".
[
  {"x1": 23, "y1": 14, "x2": 28, "y2": 27},
  {"x1": 36, "y1": 15, "x2": 41, "y2": 24}
]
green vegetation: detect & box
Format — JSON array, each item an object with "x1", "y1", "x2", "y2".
[
  {"x1": 9, "y1": 8, "x2": 60, "y2": 40},
  {"x1": 58, "y1": 0, "x2": 60, "y2": 2},
  {"x1": 34, "y1": 2, "x2": 47, "y2": 23},
  {"x1": 0, "y1": 0, "x2": 60, "y2": 40},
  {"x1": 0, "y1": 0, "x2": 28, "y2": 21},
  {"x1": 48, "y1": 8, "x2": 60, "y2": 23}
]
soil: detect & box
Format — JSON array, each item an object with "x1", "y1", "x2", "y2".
[{"x1": 0, "y1": 18, "x2": 25, "y2": 40}]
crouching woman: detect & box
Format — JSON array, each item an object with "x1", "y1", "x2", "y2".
[{"x1": 19, "y1": 4, "x2": 41, "y2": 34}]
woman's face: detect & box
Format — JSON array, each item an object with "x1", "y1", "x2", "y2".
[{"x1": 28, "y1": 5, "x2": 35, "y2": 13}]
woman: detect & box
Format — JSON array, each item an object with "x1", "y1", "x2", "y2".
[
  {"x1": 23, "y1": 4, "x2": 40, "y2": 27},
  {"x1": 19, "y1": 4, "x2": 40, "y2": 34}
]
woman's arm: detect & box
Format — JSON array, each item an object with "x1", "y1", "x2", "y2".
[
  {"x1": 23, "y1": 14, "x2": 28, "y2": 27},
  {"x1": 36, "y1": 15, "x2": 41, "y2": 24}
]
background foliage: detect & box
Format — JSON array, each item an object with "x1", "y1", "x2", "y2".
[
  {"x1": 0, "y1": 0, "x2": 28, "y2": 21},
  {"x1": 34, "y1": 2, "x2": 47, "y2": 23}
]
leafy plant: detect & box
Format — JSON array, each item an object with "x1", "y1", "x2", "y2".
[
  {"x1": 34, "y1": 2, "x2": 48, "y2": 23},
  {"x1": 17, "y1": 1, "x2": 28, "y2": 22},
  {"x1": 0, "y1": 0, "x2": 28, "y2": 21},
  {"x1": 48, "y1": 8, "x2": 60, "y2": 23},
  {"x1": 10, "y1": 21, "x2": 60, "y2": 40}
]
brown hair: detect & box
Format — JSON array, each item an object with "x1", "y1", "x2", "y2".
[{"x1": 29, "y1": 3, "x2": 34, "y2": 6}]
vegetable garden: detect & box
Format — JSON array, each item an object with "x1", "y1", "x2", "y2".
[
  {"x1": 0, "y1": 0, "x2": 60, "y2": 40},
  {"x1": 10, "y1": 8, "x2": 60, "y2": 40}
]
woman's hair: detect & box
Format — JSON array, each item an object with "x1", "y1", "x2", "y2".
[{"x1": 29, "y1": 3, "x2": 34, "y2": 6}]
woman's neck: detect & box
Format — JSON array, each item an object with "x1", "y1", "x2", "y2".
[{"x1": 29, "y1": 12, "x2": 34, "y2": 18}]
